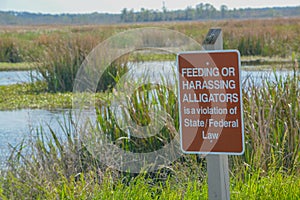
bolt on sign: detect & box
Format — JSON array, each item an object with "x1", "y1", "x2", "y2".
[{"x1": 177, "y1": 50, "x2": 244, "y2": 154}]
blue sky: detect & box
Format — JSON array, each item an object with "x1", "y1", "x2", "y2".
[{"x1": 1, "y1": 0, "x2": 299, "y2": 14}]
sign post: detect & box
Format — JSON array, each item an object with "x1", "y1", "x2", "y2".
[
  {"x1": 204, "y1": 29, "x2": 230, "y2": 200},
  {"x1": 177, "y1": 29, "x2": 244, "y2": 199}
]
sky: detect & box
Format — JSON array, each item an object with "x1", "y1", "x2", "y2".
[{"x1": 0, "y1": 0, "x2": 299, "y2": 14}]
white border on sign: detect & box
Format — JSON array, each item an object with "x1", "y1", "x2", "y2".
[{"x1": 177, "y1": 49, "x2": 245, "y2": 155}]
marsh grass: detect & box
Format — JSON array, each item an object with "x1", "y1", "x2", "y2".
[
  {"x1": 1, "y1": 18, "x2": 300, "y2": 66},
  {"x1": 0, "y1": 65, "x2": 299, "y2": 199},
  {"x1": 0, "y1": 38, "x2": 23, "y2": 63},
  {"x1": 96, "y1": 82, "x2": 178, "y2": 154},
  {"x1": 35, "y1": 36, "x2": 91, "y2": 92},
  {"x1": 1, "y1": 19, "x2": 300, "y2": 198},
  {"x1": 233, "y1": 68, "x2": 300, "y2": 175},
  {"x1": 34, "y1": 35, "x2": 129, "y2": 93},
  {"x1": 1, "y1": 113, "x2": 103, "y2": 199}
]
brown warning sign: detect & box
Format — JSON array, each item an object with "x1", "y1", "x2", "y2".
[{"x1": 177, "y1": 50, "x2": 244, "y2": 154}]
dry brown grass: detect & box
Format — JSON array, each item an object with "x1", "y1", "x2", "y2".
[{"x1": 1, "y1": 17, "x2": 300, "y2": 58}]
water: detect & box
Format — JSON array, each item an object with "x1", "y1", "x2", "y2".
[
  {"x1": 241, "y1": 69, "x2": 297, "y2": 86},
  {"x1": 0, "y1": 109, "x2": 75, "y2": 166},
  {"x1": 127, "y1": 62, "x2": 298, "y2": 89},
  {"x1": 0, "y1": 65, "x2": 296, "y2": 86},
  {"x1": 0, "y1": 70, "x2": 41, "y2": 86},
  {"x1": 0, "y1": 64, "x2": 298, "y2": 168}
]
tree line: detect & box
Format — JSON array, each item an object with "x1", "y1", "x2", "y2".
[
  {"x1": 0, "y1": 3, "x2": 299, "y2": 25},
  {"x1": 121, "y1": 4, "x2": 300, "y2": 22}
]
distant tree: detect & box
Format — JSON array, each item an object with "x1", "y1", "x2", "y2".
[
  {"x1": 128, "y1": 9, "x2": 135, "y2": 22},
  {"x1": 204, "y1": 3, "x2": 216, "y2": 18},
  {"x1": 185, "y1": 6, "x2": 195, "y2": 20},
  {"x1": 196, "y1": 3, "x2": 204, "y2": 18},
  {"x1": 0, "y1": 5, "x2": 300, "y2": 25},
  {"x1": 121, "y1": 8, "x2": 128, "y2": 22},
  {"x1": 220, "y1": 5, "x2": 228, "y2": 18}
]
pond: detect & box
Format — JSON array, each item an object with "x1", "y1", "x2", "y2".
[{"x1": 0, "y1": 62, "x2": 298, "y2": 168}]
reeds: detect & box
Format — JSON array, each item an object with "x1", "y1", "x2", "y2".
[
  {"x1": 34, "y1": 34, "x2": 129, "y2": 93},
  {"x1": 233, "y1": 68, "x2": 300, "y2": 175},
  {"x1": 96, "y1": 81, "x2": 178, "y2": 153},
  {"x1": 35, "y1": 36, "x2": 91, "y2": 92},
  {"x1": 1, "y1": 113, "x2": 103, "y2": 198},
  {"x1": 0, "y1": 38, "x2": 23, "y2": 62}
]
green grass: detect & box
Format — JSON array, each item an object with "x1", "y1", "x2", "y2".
[
  {"x1": 128, "y1": 52, "x2": 177, "y2": 62},
  {"x1": 0, "y1": 62, "x2": 34, "y2": 71},
  {"x1": 231, "y1": 171, "x2": 300, "y2": 200},
  {"x1": 69, "y1": 171, "x2": 300, "y2": 199},
  {"x1": 1, "y1": 168, "x2": 299, "y2": 199}
]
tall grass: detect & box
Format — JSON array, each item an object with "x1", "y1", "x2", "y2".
[
  {"x1": 96, "y1": 82, "x2": 178, "y2": 154},
  {"x1": 1, "y1": 64, "x2": 299, "y2": 198},
  {"x1": 35, "y1": 35, "x2": 129, "y2": 92},
  {"x1": 1, "y1": 113, "x2": 103, "y2": 198},
  {"x1": 0, "y1": 38, "x2": 23, "y2": 62},
  {"x1": 35, "y1": 36, "x2": 92, "y2": 92},
  {"x1": 232, "y1": 68, "x2": 300, "y2": 175}
]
